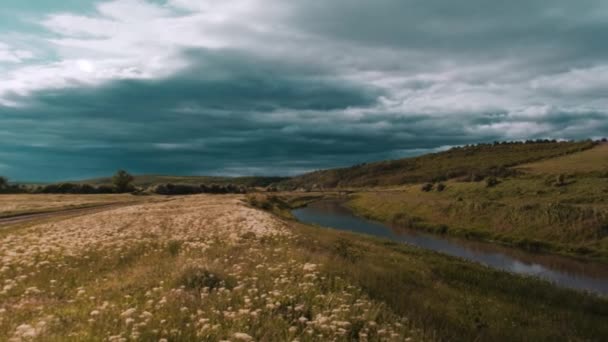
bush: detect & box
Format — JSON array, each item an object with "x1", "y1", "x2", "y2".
[
  {"x1": 152, "y1": 183, "x2": 247, "y2": 195},
  {"x1": 485, "y1": 176, "x2": 499, "y2": 188},
  {"x1": 436, "y1": 183, "x2": 446, "y2": 192},
  {"x1": 421, "y1": 183, "x2": 434, "y2": 192},
  {"x1": 177, "y1": 267, "x2": 236, "y2": 291},
  {"x1": 167, "y1": 240, "x2": 182, "y2": 256},
  {"x1": 554, "y1": 174, "x2": 566, "y2": 187},
  {"x1": 36, "y1": 183, "x2": 115, "y2": 194}
]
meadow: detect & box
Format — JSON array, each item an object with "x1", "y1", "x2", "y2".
[
  {"x1": 0, "y1": 194, "x2": 606, "y2": 341},
  {"x1": 0, "y1": 195, "x2": 417, "y2": 341},
  {"x1": 337, "y1": 143, "x2": 608, "y2": 260}
]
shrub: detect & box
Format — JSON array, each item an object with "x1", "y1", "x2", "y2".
[
  {"x1": 152, "y1": 183, "x2": 247, "y2": 195},
  {"x1": 485, "y1": 176, "x2": 499, "y2": 188},
  {"x1": 554, "y1": 174, "x2": 566, "y2": 187},
  {"x1": 177, "y1": 267, "x2": 235, "y2": 291},
  {"x1": 421, "y1": 183, "x2": 434, "y2": 192},
  {"x1": 167, "y1": 240, "x2": 182, "y2": 256},
  {"x1": 436, "y1": 183, "x2": 446, "y2": 192},
  {"x1": 36, "y1": 183, "x2": 114, "y2": 194}
]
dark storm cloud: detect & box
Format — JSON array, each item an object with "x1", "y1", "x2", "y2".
[
  {"x1": 2, "y1": 0, "x2": 608, "y2": 181},
  {"x1": 0, "y1": 49, "x2": 386, "y2": 181}
]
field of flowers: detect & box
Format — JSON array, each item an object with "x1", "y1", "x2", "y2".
[{"x1": 0, "y1": 195, "x2": 418, "y2": 341}]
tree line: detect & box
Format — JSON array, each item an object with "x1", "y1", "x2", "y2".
[{"x1": 0, "y1": 170, "x2": 248, "y2": 195}]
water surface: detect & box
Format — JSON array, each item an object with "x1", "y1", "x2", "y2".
[{"x1": 292, "y1": 200, "x2": 608, "y2": 296}]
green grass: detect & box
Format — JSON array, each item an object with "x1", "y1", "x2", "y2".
[
  {"x1": 282, "y1": 140, "x2": 596, "y2": 189},
  {"x1": 517, "y1": 142, "x2": 608, "y2": 175},
  {"x1": 292, "y1": 223, "x2": 608, "y2": 341},
  {"x1": 347, "y1": 173, "x2": 608, "y2": 260}
]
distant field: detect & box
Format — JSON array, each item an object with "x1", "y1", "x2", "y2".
[
  {"x1": 0, "y1": 194, "x2": 154, "y2": 218},
  {"x1": 517, "y1": 143, "x2": 608, "y2": 174},
  {"x1": 77, "y1": 175, "x2": 287, "y2": 188}
]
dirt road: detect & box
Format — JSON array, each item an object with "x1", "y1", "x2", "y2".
[{"x1": 0, "y1": 202, "x2": 148, "y2": 227}]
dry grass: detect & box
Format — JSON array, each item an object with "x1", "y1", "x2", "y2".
[
  {"x1": 0, "y1": 194, "x2": 158, "y2": 217},
  {"x1": 0, "y1": 195, "x2": 417, "y2": 341},
  {"x1": 517, "y1": 143, "x2": 608, "y2": 175}
]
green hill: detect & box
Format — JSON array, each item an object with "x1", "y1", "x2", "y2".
[
  {"x1": 282, "y1": 140, "x2": 597, "y2": 189},
  {"x1": 341, "y1": 142, "x2": 608, "y2": 260}
]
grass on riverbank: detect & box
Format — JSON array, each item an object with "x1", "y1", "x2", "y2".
[
  {"x1": 347, "y1": 172, "x2": 608, "y2": 261},
  {"x1": 293, "y1": 222, "x2": 608, "y2": 341},
  {"x1": 246, "y1": 193, "x2": 608, "y2": 340}
]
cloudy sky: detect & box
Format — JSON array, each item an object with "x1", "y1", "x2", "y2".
[{"x1": 1, "y1": 0, "x2": 607, "y2": 181}]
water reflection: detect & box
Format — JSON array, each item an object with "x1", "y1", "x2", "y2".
[{"x1": 292, "y1": 200, "x2": 608, "y2": 296}]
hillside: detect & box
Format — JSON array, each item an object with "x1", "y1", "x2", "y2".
[
  {"x1": 281, "y1": 140, "x2": 597, "y2": 189},
  {"x1": 345, "y1": 142, "x2": 608, "y2": 260},
  {"x1": 77, "y1": 175, "x2": 288, "y2": 188},
  {"x1": 516, "y1": 142, "x2": 608, "y2": 175}
]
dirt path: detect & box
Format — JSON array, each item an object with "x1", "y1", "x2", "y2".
[{"x1": 0, "y1": 202, "x2": 147, "y2": 227}]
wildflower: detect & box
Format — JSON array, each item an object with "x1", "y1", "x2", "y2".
[
  {"x1": 233, "y1": 332, "x2": 253, "y2": 341},
  {"x1": 302, "y1": 263, "x2": 317, "y2": 272},
  {"x1": 121, "y1": 308, "x2": 137, "y2": 318}
]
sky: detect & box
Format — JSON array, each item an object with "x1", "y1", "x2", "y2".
[{"x1": 1, "y1": 0, "x2": 607, "y2": 182}]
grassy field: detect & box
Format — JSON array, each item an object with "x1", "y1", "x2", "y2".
[
  {"x1": 0, "y1": 194, "x2": 159, "y2": 218},
  {"x1": 314, "y1": 142, "x2": 608, "y2": 260},
  {"x1": 0, "y1": 196, "x2": 418, "y2": 341},
  {"x1": 347, "y1": 176, "x2": 608, "y2": 260},
  {"x1": 282, "y1": 141, "x2": 596, "y2": 189},
  {"x1": 516, "y1": 142, "x2": 608, "y2": 175},
  {"x1": 1, "y1": 194, "x2": 606, "y2": 341}
]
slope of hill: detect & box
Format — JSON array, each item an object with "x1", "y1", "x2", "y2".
[
  {"x1": 516, "y1": 142, "x2": 608, "y2": 175},
  {"x1": 344, "y1": 142, "x2": 608, "y2": 260},
  {"x1": 282, "y1": 140, "x2": 597, "y2": 189}
]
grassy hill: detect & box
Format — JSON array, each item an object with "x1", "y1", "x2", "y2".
[
  {"x1": 77, "y1": 175, "x2": 288, "y2": 188},
  {"x1": 282, "y1": 140, "x2": 597, "y2": 189},
  {"x1": 516, "y1": 142, "x2": 608, "y2": 175},
  {"x1": 345, "y1": 142, "x2": 608, "y2": 260}
]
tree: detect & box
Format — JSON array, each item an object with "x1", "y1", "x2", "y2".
[
  {"x1": 0, "y1": 176, "x2": 7, "y2": 189},
  {"x1": 112, "y1": 170, "x2": 134, "y2": 193}
]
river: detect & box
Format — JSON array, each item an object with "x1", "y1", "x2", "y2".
[{"x1": 292, "y1": 200, "x2": 608, "y2": 297}]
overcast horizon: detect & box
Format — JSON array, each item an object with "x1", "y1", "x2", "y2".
[{"x1": 2, "y1": 0, "x2": 608, "y2": 182}]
